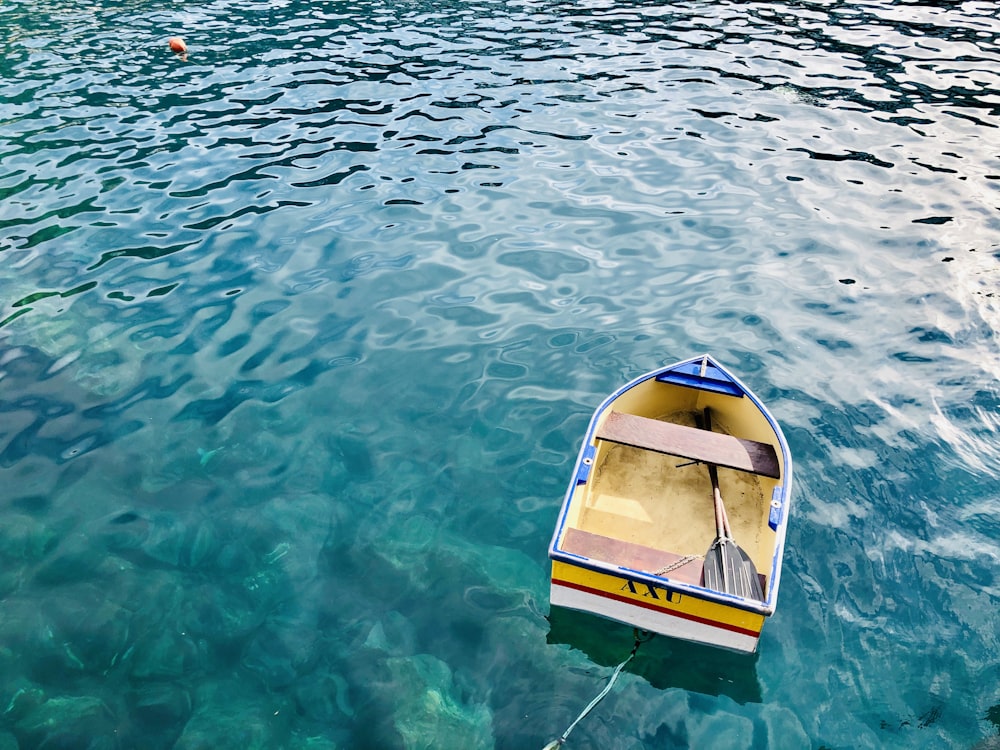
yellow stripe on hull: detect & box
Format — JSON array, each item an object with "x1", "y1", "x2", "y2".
[{"x1": 551, "y1": 560, "x2": 766, "y2": 653}]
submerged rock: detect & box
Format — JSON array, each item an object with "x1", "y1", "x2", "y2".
[
  {"x1": 242, "y1": 617, "x2": 319, "y2": 689},
  {"x1": 173, "y1": 682, "x2": 292, "y2": 750},
  {"x1": 363, "y1": 514, "x2": 439, "y2": 597},
  {"x1": 100, "y1": 510, "x2": 151, "y2": 552},
  {"x1": 5, "y1": 584, "x2": 134, "y2": 678},
  {"x1": 116, "y1": 567, "x2": 186, "y2": 630},
  {"x1": 0, "y1": 513, "x2": 58, "y2": 563},
  {"x1": 180, "y1": 581, "x2": 269, "y2": 649},
  {"x1": 133, "y1": 512, "x2": 220, "y2": 569},
  {"x1": 13, "y1": 694, "x2": 118, "y2": 750},
  {"x1": 385, "y1": 654, "x2": 495, "y2": 750},
  {"x1": 289, "y1": 735, "x2": 339, "y2": 750},
  {"x1": 71, "y1": 340, "x2": 142, "y2": 398},
  {"x1": 2, "y1": 684, "x2": 46, "y2": 725},
  {"x1": 129, "y1": 629, "x2": 203, "y2": 680},
  {"x1": 363, "y1": 610, "x2": 417, "y2": 658},
  {"x1": 32, "y1": 542, "x2": 117, "y2": 587},
  {"x1": 127, "y1": 682, "x2": 193, "y2": 736},
  {"x1": 0, "y1": 513, "x2": 58, "y2": 595},
  {"x1": 185, "y1": 520, "x2": 220, "y2": 567},
  {"x1": 230, "y1": 493, "x2": 337, "y2": 586},
  {"x1": 291, "y1": 671, "x2": 355, "y2": 723}
]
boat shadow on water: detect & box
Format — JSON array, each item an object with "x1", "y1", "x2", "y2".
[{"x1": 546, "y1": 607, "x2": 762, "y2": 705}]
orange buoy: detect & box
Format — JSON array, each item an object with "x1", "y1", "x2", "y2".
[{"x1": 168, "y1": 37, "x2": 187, "y2": 53}]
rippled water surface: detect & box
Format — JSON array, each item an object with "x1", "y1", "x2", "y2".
[{"x1": 2, "y1": 0, "x2": 999, "y2": 747}]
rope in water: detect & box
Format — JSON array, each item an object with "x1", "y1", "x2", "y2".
[{"x1": 541, "y1": 630, "x2": 653, "y2": 750}]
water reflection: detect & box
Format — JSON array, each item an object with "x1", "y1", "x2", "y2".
[{"x1": 546, "y1": 607, "x2": 763, "y2": 704}]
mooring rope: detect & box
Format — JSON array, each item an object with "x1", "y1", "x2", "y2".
[
  {"x1": 652, "y1": 554, "x2": 701, "y2": 577},
  {"x1": 541, "y1": 630, "x2": 653, "y2": 750}
]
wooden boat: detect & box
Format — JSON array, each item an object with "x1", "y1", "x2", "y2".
[{"x1": 548, "y1": 355, "x2": 792, "y2": 653}]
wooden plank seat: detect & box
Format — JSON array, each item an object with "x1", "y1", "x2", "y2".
[
  {"x1": 561, "y1": 527, "x2": 704, "y2": 585},
  {"x1": 595, "y1": 410, "x2": 780, "y2": 479}
]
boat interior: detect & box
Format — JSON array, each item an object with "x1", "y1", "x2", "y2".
[{"x1": 558, "y1": 379, "x2": 783, "y2": 594}]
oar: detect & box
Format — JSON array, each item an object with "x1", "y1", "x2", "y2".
[
  {"x1": 716, "y1": 476, "x2": 765, "y2": 600},
  {"x1": 701, "y1": 408, "x2": 765, "y2": 601}
]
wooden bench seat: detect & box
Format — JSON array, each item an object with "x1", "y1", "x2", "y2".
[
  {"x1": 561, "y1": 527, "x2": 704, "y2": 585},
  {"x1": 595, "y1": 410, "x2": 780, "y2": 479}
]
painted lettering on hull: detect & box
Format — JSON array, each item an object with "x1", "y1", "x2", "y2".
[{"x1": 620, "y1": 578, "x2": 681, "y2": 603}]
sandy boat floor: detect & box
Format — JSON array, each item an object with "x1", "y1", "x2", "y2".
[{"x1": 575, "y1": 437, "x2": 767, "y2": 568}]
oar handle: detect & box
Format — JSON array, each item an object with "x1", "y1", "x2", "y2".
[
  {"x1": 703, "y1": 409, "x2": 729, "y2": 539},
  {"x1": 719, "y1": 493, "x2": 734, "y2": 538},
  {"x1": 709, "y1": 465, "x2": 726, "y2": 538}
]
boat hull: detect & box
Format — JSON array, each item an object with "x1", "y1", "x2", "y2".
[
  {"x1": 551, "y1": 562, "x2": 764, "y2": 653},
  {"x1": 548, "y1": 355, "x2": 792, "y2": 654}
]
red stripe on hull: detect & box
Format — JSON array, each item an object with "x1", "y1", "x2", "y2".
[{"x1": 552, "y1": 578, "x2": 761, "y2": 639}]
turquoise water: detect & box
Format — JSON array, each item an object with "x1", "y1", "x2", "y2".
[{"x1": 1, "y1": 0, "x2": 998, "y2": 747}]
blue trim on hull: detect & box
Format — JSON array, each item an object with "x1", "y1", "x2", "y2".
[{"x1": 654, "y1": 357, "x2": 745, "y2": 397}]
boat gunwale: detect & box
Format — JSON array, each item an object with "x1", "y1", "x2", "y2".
[{"x1": 548, "y1": 353, "x2": 793, "y2": 619}]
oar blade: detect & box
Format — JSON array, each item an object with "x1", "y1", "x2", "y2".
[
  {"x1": 703, "y1": 538, "x2": 764, "y2": 601},
  {"x1": 734, "y1": 545, "x2": 765, "y2": 601},
  {"x1": 703, "y1": 540, "x2": 724, "y2": 593}
]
